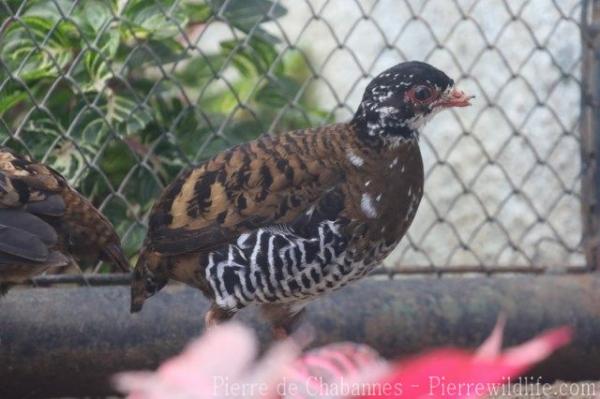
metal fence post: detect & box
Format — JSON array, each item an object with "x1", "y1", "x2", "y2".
[{"x1": 581, "y1": 0, "x2": 600, "y2": 269}]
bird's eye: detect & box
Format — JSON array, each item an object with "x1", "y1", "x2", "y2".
[{"x1": 414, "y1": 86, "x2": 432, "y2": 102}]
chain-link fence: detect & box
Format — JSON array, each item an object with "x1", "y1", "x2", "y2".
[{"x1": 0, "y1": 0, "x2": 594, "y2": 278}]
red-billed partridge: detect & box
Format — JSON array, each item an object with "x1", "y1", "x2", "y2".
[{"x1": 131, "y1": 61, "x2": 473, "y2": 336}]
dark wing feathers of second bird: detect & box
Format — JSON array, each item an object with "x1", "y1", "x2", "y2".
[
  {"x1": 0, "y1": 147, "x2": 129, "y2": 286},
  {"x1": 0, "y1": 208, "x2": 59, "y2": 263},
  {"x1": 0, "y1": 164, "x2": 68, "y2": 269}
]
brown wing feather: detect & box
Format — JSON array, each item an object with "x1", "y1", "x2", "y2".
[
  {"x1": 0, "y1": 150, "x2": 65, "y2": 209},
  {"x1": 0, "y1": 147, "x2": 129, "y2": 273},
  {"x1": 146, "y1": 130, "x2": 344, "y2": 255}
]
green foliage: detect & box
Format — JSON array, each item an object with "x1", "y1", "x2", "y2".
[{"x1": 0, "y1": 0, "x2": 328, "y2": 262}]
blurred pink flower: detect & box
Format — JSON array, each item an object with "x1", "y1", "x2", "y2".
[
  {"x1": 114, "y1": 323, "x2": 300, "y2": 399},
  {"x1": 114, "y1": 318, "x2": 571, "y2": 399},
  {"x1": 281, "y1": 343, "x2": 389, "y2": 399},
  {"x1": 361, "y1": 318, "x2": 572, "y2": 399}
]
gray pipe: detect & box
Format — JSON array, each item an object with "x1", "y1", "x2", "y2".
[{"x1": 1, "y1": 275, "x2": 600, "y2": 397}]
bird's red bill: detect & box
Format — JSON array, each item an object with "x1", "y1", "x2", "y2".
[{"x1": 441, "y1": 88, "x2": 474, "y2": 107}]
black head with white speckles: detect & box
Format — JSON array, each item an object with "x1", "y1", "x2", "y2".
[{"x1": 352, "y1": 61, "x2": 473, "y2": 145}]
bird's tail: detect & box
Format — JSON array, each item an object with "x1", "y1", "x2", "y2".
[
  {"x1": 102, "y1": 243, "x2": 131, "y2": 272},
  {"x1": 130, "y1": 250, "x2": 167, "y2": 313}
]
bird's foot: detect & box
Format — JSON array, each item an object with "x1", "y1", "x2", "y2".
[
  {"x1": 204, "y1": 309, "x2": 219, "y2": 328},
  {"x1": 272, "y1": 326, "x2": 289, "y2": 340},
  {"x1": 204, "y1": 306, "x2": 234, "y2": 329}
]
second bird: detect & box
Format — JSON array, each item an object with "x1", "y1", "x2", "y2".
[
  {"x1": 0, "y1": 147, "x2": 130, "y2": 294},
  {"x1": 131, "y1": 61, "x2": 473, "y2": 337}
]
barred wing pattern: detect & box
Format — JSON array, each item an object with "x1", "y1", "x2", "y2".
[{"x1": 206, "y1": 220, "x2": 353, "y2": 310}]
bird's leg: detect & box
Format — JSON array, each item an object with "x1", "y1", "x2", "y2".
[
  {"x1": 204, "y1": 304, "x2": 234, "y2": 329},
  {"x1": 0, "y1": 283, "x2": 10, "y2": 297},
  {"x1": 272, "y1": 327, "x2": 289, "y2": 340},
  {"x1": 261, "y1": 303, "x2": 307, "y2": 340}
]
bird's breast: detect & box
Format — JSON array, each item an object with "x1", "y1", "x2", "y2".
[{"x1": 342, "y1": 139, "x2": 424, "y2": 259}]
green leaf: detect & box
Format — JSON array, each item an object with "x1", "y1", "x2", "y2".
[
  {"x1": 0, "y1": 90, "x2": 27, "y2": 116},
  {"x1": 0, "y1": 15, "x2": 78, "y2": 81},
  {"x1": 121, "y1": 164, "x2": 162, "y2": 209},
  {"x1": 176, "y1": 54, "x2": 225, "y2": 86},
  {"x1": 220, "y1": 36, "x2": 278, "y2": 76},
  {"x1": 121, "y1": 223, "x2": 147, "y2": 257},
  {"x1": 78, "y1": 0, "x2": 114, "y2": 35},
  {"x1": 99, "y1": 140, "x2": 137, "y2": 185},
  {"x1": 48, "y1": 145, "x2": 92, "y2": 182},
  {"x1": 80, "y1": 118, "x2": 110, "y2": 145},
  {"x1": 211, "y1": 0, "x2": 286, "y2": 40},
  {"x1": 123, "y1": 2, "x2": 188, "y2": 40},
  {"x1": 78, "y1": 29, "x2": 119, "y2": 91},
  {"x1": 255, "y1": 75, "x2": 300, "y2": 107},
  {"x1": 108, "y1": 95, "x2": 152, "y2": 135},
  {"x1": 1, "y1": 0, "x2": 25, "y2": 15},
  {"x1": 17, "y1": 16, "x2": 79, "y2": 48},
  {"x1": 124, "y1": 38, "x2": 185, "y2": 68},
  {"x1": 183, "y1": 2, "x2": 213, "y2": 23},
  {"x1": 25, "y1": 0, "x2": 78, "y2": 23},
  {"x1": 18, "y1": 15, "x2": 55, "y2": 33}
]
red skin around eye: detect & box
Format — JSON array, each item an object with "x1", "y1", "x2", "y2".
[{"x1": 405, "y1": 86, "x2": 439, "y2": 105}]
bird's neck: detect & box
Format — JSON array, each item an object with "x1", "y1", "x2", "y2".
[
  {"x1": 351, "y1": 102, "x2": 420, "y2": 147},
  {"x1": 302, "y1": 122, "x2": 421, "y2": 178},
  {"x1": 341, "y1": 125, "x2": 422, "y2": 179}
]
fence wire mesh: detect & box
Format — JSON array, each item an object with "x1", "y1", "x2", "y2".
[{"x1": 0, "y1": 0, "x2": 591, "y2": 278}]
